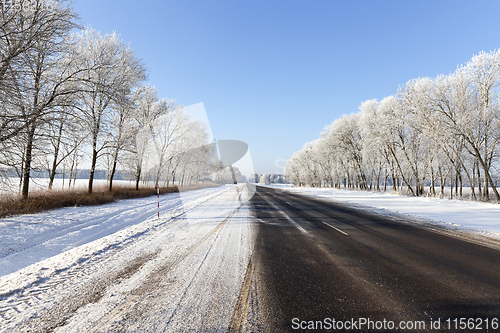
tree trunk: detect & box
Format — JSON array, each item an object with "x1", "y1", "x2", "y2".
[
  {"x1": 22, "y1": 123, "x2": 36, "y2": 200},
  {"x1": 469, "y1": 141, "x2": 499, "y2": 202},
  {"x1": 477, "y1": 162, "x2": 482, "y2": 200},
  {"x1": 88, "y1": 142, "x2": 98, "y2": 194},
  {"x1": 450, "y1": 171, "x2": 454, "y2": 200},
  {"x1": 18, "y1": 150, "x2": 25, "y2": 193},
  {"x1": 69, "y1": 152, "x2": 75, "y2": 189},
  {"x1": 484, "y1": 134, "x2": 489, "y2": 200},
  {"x1": 109, "y1": 149, "x2": 119, "y2": 192},
  {"x1": 49, "y1": 120, "x2": 64, "y2": 190},
  {"x1": 484, "y1": 177, "x2": 489, "y2": 200},
  {"x1": 135, "y1": 168, "x2": 141, "y2": 190},
  {"x1": 439, "y1": 167, "x2": 445, "y2": 197},
  {"x1": 430, "y1": 166, "x2": 435, "y2": 196}
]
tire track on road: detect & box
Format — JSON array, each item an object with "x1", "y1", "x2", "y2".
[{"x1": 246, "y1": 186, "x2": 500, "y2": 332}]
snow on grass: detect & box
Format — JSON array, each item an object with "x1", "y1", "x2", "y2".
[
  {"x1": 267, "y1": 185, "x2": 500, "y2": 238},
  {"x1": 0, "y1": 185, "x2": 227, "y2": 278},
  {"x1": 0, "y1": 184, "x2": 254, "y2": 332},
  {"x1": 0, "y1": 178, "x2": 136, "y2": 196}
]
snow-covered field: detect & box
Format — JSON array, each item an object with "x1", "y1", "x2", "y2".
[
  {"x1": 0, "y1": 184, "x2": 255, "y2": 332},
  {"x1": 268, "y1": 184, "x2": 500, "y2": 239},
  {"x1": 0, "y1": 178, "x2": 159, "y2": 196}
]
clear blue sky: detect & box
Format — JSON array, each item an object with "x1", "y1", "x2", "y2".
[{"x1": 72, "y1": 0, "x2": 500, "y2": 174}]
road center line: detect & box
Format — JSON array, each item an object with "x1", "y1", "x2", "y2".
[
  {"x1": 323, "y1": 222, "x2": 348, "y2": 236},
  {"x1": 261, "y1": 195, "x2": 307, "y2": 234}
]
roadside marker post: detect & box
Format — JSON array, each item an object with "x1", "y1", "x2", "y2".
[{"x1": 157, "y1": 186, "x2": 160, "y2": 219}]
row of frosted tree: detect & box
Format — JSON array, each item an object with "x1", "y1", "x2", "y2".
[
  {"x1": 0, "y1": 0, "x2": 216, "y2": 199},
  {"x1": 247, "y1": 174, "x2": 286, "y2": 184},
  {"x1": 285, "y1": 50, "x2": 500, "y2": 203}
]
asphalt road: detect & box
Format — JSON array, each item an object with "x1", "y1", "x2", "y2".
[{"x1": 242, "y1": 186, "x2": 500, "y2": 332}]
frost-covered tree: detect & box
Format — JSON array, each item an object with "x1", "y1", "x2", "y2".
[
  {"x1": 73, "y1": 28, "x2": 146, "y2": 193},
  {"x1": 0, "y1": 1, "x2": 78, "y2": 145},
  {"x1": 143, "y1": 99, "x2": 185, "y2": 188},
  {"x1": 461, "y1": 52, "x2": 500, "y2": 201},
  {"x1": 286, "y1": 49, "x2": 500, "y2": 203},
  {"x1": 9, "y1": 2, "x2": 81, "y2": 200},
  {"x1": 107, "y1": 89, "x2": 138, "y2": 191},
  {"x1": 128, "y1": 84, "x2": 165, "y2": 190},
  {"x1": 0, "y1": 3, "x2": 214, "y2": 199}
]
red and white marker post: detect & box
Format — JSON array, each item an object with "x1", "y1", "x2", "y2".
[{"x1": 157, "y1": 185, "x2": 160, "y2": 219}]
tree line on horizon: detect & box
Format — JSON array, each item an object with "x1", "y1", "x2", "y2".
[
  {"x1": 0, "y1": 0, "x2": 223, "y2": 200},
  {"x1": 285, "y1": 49, "x2": 500, "y2": 203}
]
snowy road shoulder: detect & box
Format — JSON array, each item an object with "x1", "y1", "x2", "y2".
[
  {"x1": 0, "y1": 184, "x2": 255, "y2": 332},
  {"x1": 0, "y1": 186, "x2": 226, "y2": 277},
  {"x1": 267, "y1": 185, "x2": 500, "y2": 242}
]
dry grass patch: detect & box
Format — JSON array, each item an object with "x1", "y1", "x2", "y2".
[{"x1": 0, "y1": 185, "x2": 179, "y2": 219}]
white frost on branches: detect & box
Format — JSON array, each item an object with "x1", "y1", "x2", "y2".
[{"x1": 286, "y1": 50, "x2": 500, "y2": 203}]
